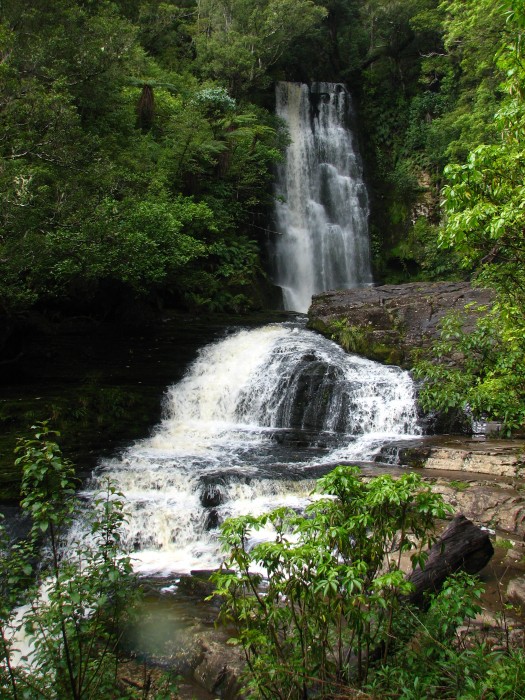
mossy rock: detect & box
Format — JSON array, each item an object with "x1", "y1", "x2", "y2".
[{"x1": 308, "y1": 282, "x2": 494, "y2": 369}]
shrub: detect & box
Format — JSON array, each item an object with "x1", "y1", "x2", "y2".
[
  {"x1": 0, "y1": 424, "x2": 138, "y2": 699},
  {"x1": 212, "y1": 467, "x2": 451, "y2": 699}
]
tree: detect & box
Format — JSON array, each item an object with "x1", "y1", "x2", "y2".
[
  {"x1": 0, "y1": 424, "x2": 137, "y2": 698},
  {"x1": 193, "y1": 0, "x2": 327, "y2": 96},
  {"x1": 0, "y1": 1, "x2": 288, "y2": 316},
  {"x1": 0, "y1": 0, "x2": 142, "y2": 312},
  {"x1": 415, "y1": 2, "x2": 525, "y2": 431},
  {"x1": 440, "y1": 3, "x2": 525, "y2": 303}
]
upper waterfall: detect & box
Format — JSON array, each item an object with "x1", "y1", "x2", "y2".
[{"x1": 273, "y1": 82, "x2": 372, "y2": 313}]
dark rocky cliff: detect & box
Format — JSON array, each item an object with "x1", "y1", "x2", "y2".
[{"x1": 308, "y1": 282, "x2": 493, "y2": 367}]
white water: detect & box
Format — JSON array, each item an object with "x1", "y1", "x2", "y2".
[
  {"x1": 273, "y1": 82, "x2": 372, "y2": 312},
  {"x1": 77, "y1": 324, "x2": 420, "y2": 576}
]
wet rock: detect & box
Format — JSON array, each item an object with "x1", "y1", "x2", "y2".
[
  {"x1": 456, "y1": 610, "x2": 525, "y2": 651},
  {"x1": 204, "y1": 509, "x2": 220, "y2": 531},
  {"x1": 177, "y1": 572, "x2": 218, "y2": 599},
  {"x1": 375, "y1": 441, "x2": 432, "y2": 468},
  {"x1": 193, "y1": 638, "x2": 245, "y2": 699},
  {"x1": 308, "y1": 281, "x2": 493, "y2": 367},
  {"x1": 201, "y1": 484, "x2": 224, "y2": 508},
  {"x1": 177, "y1": 570, "x2": 235, "y2": 601}
]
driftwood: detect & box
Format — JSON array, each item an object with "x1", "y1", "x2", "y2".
[
  {"x1": 366, "y1": 514, "x2": 494, "y2": 665},
  {"x1": 407, "y1": 513, "x2": 494, "y2": 609}
]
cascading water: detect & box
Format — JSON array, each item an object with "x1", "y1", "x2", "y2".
[
  {"x1": 71, "y1": 86, "x2": 413, "y2": 579},
  {"x1": 273, "y1": 82, "x2": 373, "y2": 313},
  {"x1": 76, "y1": 323, "x2": 421, "y2": 576}
]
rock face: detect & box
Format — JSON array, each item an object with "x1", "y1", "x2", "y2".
[
  {"x1": 308, "y1": 281, "x2": 493, "y2": 366},
  {"x1": 425, "y1": 446, "x2": 522, "y2": 478},
  {"x1": 436, "y1": 482, "x2": 525, "y2": 537},
  {"x1": 382, "y1": 436, "x2": 525, "y2": 538}
]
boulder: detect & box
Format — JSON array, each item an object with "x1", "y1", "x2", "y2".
[
  {"x1": 193, "y1": 638, "x2": 245, "y2": 699},
  {"x1": 200, "y1": 484, "x2": 224, "y2": 508},
  {"x1": 308, "y1": 281, "x2": 493, "y2": 367}
]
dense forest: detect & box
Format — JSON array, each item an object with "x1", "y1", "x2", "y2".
[
  {"x1": 0, "y1": 0, "x2": 521, "y2": 314},
  {"x1": 2, "y1": 3, "x2": 525, "y2": 698},
  {"x1": 2, "y1": 0, "x2": 525, "y2": 428}
]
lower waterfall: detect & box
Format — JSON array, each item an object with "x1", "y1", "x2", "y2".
[{"x1": 76, "y1": 323, "x2": 420, "y2": 576}]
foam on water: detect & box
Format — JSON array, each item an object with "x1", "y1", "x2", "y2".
[{"x1": 73, "y1": 323, "x2": 420, "y2": 576}]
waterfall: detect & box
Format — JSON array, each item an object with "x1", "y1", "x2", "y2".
[
  {"x1": 75, "y1": 324, "x2": 420, "y2": 576},
  {"x1": 273, "y1": 82, "x2": 373, "y2": 313}
]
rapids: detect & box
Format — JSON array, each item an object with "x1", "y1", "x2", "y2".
[{"x1": 75, "y1": 323, "x2": 421, "y2": 576}]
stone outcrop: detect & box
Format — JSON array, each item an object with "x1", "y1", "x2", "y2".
[
  {"x1": 386, "y1": 438, "x2": 525, "y2": 479},
  {"x1": 308, "y1": 281, "x2": 493, "y2": 366},
  {"x1": 435, "y1": 482, "x2": 525, "y2": 538},
  {"x1": 381, "y1": 436, "x2": 525, "y2": 538}
]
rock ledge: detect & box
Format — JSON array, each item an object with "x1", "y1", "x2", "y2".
[{"x1": 308, "y1": 281, "x2": 493, "y2": 366}]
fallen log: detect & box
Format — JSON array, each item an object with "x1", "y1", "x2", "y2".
[{"x1": 407, "y1": 513, "x2": 494, "y2": 609}]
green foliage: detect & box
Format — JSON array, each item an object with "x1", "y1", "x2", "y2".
[
  {"x1": 0, "y1": 0, "x2": 288, "y2": 316},
  {"x1": 328, "y1": 318, "x2": 372, "y2": 354},
  {"x1": 414, "y1": 306, "x2": 525, "y2": 431},
  {"x1": 415, "y1": 4, "x2": 525, "y2": 433},
  {"x1": 214, "y1": 466, "x2": 525, "y2": 699},
  {"x1": 356, "y1": 0, "x2": 509, "y2": 279},
  {"x1": 382, "y1": 216, "x2": 461, "y2": 283},
  {"x1": 213, "y1": 467, "x2": 451, "y2": 698},
  {"x1": 191, "y1": 87, "x2": 237, "y2": 113},
  {"x1": 367, "y1": 572, "x2": 525, "y2": 699},
  {"x1": 366, "y1": 571, "x2": 487, "y2": 699},
  {"x1": 0, "y1": 0, "x2": 519, "y2": 311},
  {"x1": 0, "y1": 424, "x2": 139, "y2": 699},
  {"x1": 192, "y1": 0, "x2": 327, "y2": 96},
  {"x1": 326, "y1": 317, "x2": 404, "y2": 364},
  {"x1": 448, "y1": 480, "x2": 470, "y2": 491}
]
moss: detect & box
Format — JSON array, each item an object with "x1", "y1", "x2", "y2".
[
  {"x1": 307, "y1": 317, "x2": 330, "y2": 336},
  {"x1": 368, "y1": 342, "x2": 405, "y2": 366},
  {"x1": 327, "y1": 320, "x2": 372, "y2": 355},
  {"x1": 312, "y1": 317, "x2": 406, "y2": 366},
  {"x1": 448, "y1": 480, "x2": 470, "y2": 491}
]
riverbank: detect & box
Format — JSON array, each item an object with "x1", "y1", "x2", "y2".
[
  {"x1": 120, "y1": 434, "x2": 525, "y2": 699},
  {"x1": 3, "y1": 305, "x2": 525, "y2": 699},
  {"x1": 375, "y1": 435, "x2": 525, "y2": 623}
]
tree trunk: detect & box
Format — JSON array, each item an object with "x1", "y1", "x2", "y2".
[{"x1": 407, "y1": 514, "x2": 494, "y2": 609}]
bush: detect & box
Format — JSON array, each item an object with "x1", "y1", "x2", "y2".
[
  {"x1": 212, "y1": 467, "x2": 451, "y2": 699},
  {"x1": 213, "y1": 467, "x2": 525, "y2": 699},
  {"x1": 414, "y1": 306, "x2": 525, "y2": 433},
  {"x1": 0, "y1": 424, "x2": 138, "y2": 699}
]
